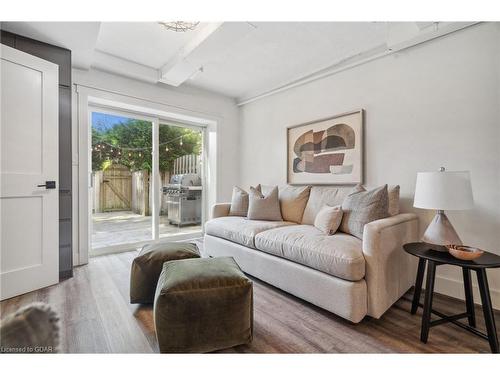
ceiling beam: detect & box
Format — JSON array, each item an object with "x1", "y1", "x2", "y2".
[
  {"x1": 237, "y1": 22, "x2": 480, "y2": 106},
  {"x1": 158, "y1": 22, "x2": 223, "y2": 86}
]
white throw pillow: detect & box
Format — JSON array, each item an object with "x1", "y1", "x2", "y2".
[{"x1": 314, "y1": 205, "x2": 343, "y2": 235}]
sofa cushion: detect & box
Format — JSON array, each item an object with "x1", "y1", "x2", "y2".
[
  {"x1": 254, "y1": 225, "x2": 365, "y2": 281},
  {"x1": 247, "y1": 186, "x2": 283, "y2": 221},
  {"x1": 205, "y1": 216, "x2": 295, "y2": 248},
  {"x1": 301, "y1": 186, "x2": 352, "y2": 225}
]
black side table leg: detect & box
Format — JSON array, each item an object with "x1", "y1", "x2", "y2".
[
  {"x1": 462, "y1": 267, "x2": 476, "y2": 327},
  {"x1": 412, "y1": 258, "x2": 427, "y2": 314},
  {"x1": 476, "y1": 269, "x2": 499, "y2": 353},
  {"x1": 420, "y1": 261, "x2": 436, "y2": 343}
]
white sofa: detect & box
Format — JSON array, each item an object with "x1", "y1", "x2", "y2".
[{"x1": 204, "y1": 185, "x2": 419, "y2": 323}]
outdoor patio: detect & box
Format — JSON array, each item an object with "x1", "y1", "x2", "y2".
[{"x1": 91, "y1": 211, "x2": 202, "y2": 254}]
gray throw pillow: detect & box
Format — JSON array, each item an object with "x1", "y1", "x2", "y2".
[
  {"x1": 314, "y1": 205, "x2": 343, "y2": 235},
  {"x1": 339, "y1": 184, "x2": 389, "y2": 239},
  {"x1": 352, "y1": 184, "x2": 400, "y2": 216},
  {"x1": 228, "y1": 186, "x2": 249, "y2": 216},
  {"x1": 247, "y1": 186, "x2": 283, "y2": 221}
]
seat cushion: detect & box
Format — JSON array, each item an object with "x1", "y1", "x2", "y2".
[
  {"x1": 254, "y1": 225, "x2": 365, "y2": 281},
  {"x1": 205, "y1": 216, "x2": 295, "y2": 248}
]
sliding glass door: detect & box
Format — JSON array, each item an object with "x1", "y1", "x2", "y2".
[
  {"x1": 89, "y1": 109, "x2": 204, "y2": 256},
  {"x1": 158, "y1": 123, "x2": 203, "y2": 239}
]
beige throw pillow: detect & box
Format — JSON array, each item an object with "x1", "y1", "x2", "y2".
[
  {"x1": 340, "y1": 184, "x2": 389, "y2": 239},
  {"x1": 260, "y1": 184, "x2": 311, "y2": 223},
  {"x1": 247, "y1": 186, "x2": 283, "y2": 221},
  {"x1": 314, "y1": 205, "x2": 343, "y2": 235},
  {"x1": 228, "y1": 186, "x2": 249, "y2": 216}
]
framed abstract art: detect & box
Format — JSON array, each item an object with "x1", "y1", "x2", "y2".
[{"x1": 287, "y1": 109, "x2": 364, "y2": 185}]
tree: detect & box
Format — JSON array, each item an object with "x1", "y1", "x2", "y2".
[{"x1": 92, "y1": 119, "x2": 202, "y2": 172}]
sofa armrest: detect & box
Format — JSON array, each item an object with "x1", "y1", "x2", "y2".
[
  {"x1": 362, "y1": 213, "x2": 419, "y2": 318},
  {"x1": 211, "y1": 203, "x2": 231, "y2": 219}
]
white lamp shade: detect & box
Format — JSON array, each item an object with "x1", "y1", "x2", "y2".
[{"x1": 414, "y1": 170, "x2": 473, "y2": 210}]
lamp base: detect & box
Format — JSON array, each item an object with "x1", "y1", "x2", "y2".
[{"x1": 422, "y1": 210, "x2": 463, "y2": 251}]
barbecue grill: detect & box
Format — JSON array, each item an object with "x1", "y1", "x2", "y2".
[{"x1": 163, "y1": 174, "x2": 202, "y2": 226}]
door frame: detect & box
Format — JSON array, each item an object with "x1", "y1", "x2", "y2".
[{"x1": 77, "y1": 88, "x2": 212, "y2": 262}]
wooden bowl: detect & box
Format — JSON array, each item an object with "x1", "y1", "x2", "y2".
[{"x1": 446, "y1": 245, "x2": 484, "y2": 261}]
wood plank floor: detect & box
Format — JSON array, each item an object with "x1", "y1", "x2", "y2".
[{"x1": 1, "y1": 249, "x2": 498, "y2": 353}]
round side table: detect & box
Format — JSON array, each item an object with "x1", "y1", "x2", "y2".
[{"x1": 403, "y1": 242, "x2": 500, "y2": 353}]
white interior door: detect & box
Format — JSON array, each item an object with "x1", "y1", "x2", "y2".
[{"x1": 1, "y1": 44, "x2": 59, "y2": 300}]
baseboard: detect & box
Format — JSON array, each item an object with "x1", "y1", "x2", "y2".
[{"x1": 435, "y1": 274, "x2": 500, "y2": 310}]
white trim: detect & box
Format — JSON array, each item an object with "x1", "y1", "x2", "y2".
[
  {"x1": 152, "y1": 118, "x2": 159, "y2": 240},
  {"x1": 89, "y1": 232, "x2": 203, "y2": 257},
  {"x1": 236, "y1": 22, "x2": 480, "y2": 106},
  {"x1": 74, "y1": 84, "x2": 216, "y2": 264}
]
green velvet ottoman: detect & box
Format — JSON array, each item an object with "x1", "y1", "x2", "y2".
[
  {"x1": 130, "y1": 241, "x2": 200, "y2": 304},
  {"x1": 154, "y1": 257, "x2": 253, "y2": 353}
]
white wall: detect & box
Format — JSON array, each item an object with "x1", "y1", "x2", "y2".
[
  {"x1": 239, "y1": 23, "x2": 500, "y2": 307},
  {"x1": 71, "y1": 68, "x2": 240, "y2": 264}
]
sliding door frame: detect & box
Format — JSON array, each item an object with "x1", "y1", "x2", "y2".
[{"x1": 87, "y1": 105, "x2": 206, "y2": 256}]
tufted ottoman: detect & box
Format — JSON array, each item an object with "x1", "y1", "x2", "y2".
[
  {"x1": 154, "y1": 257, "x2": 253, "y2": 353},
  {"x1": 130, "y1": 241, "x2": 200, "y2": 304}
]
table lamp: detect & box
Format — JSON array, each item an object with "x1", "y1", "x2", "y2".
[{"x1": 413, "y1": 167, "x2": 473, "y2": 250}]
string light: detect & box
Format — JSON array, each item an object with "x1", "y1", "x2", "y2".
[{"x1": 92, "y1": 131, "x2": 196, "y2": 165}]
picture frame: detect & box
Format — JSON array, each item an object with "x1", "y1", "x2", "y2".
[{"x1": 287, "y1": 109, "x2": 364, "y2": 185}]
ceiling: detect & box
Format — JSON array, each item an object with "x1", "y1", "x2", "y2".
[{"x1": 0, "y1": 21, "x2": 471, "y2": 102}]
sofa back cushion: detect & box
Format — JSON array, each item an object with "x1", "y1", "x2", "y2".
[
  {"x1": 301, "y1": 186, "x2": 352, "y2": 225},
  {"x1": 339, "y1": 184, "x2": 389, "y2": 239},
  {"x1": 247, "y1": 186, "x2": 283, "y2": 221},
  {"x1": 228, "y1": 186, "x2": 249, "y2": 216},
  {"x1": 261, "y1": 184, "x2": 311, "y2": 223}
]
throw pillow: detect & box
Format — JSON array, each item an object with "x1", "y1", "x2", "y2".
[
  {"x1": 259, "y1": 184, "x2": 311, "y2": 223},
  {"x1": 247, "y1": 186, "x2": 283, "y2": 221},
  {"x1": 339, "y1": 184, "x2": 389, "y2": 239},
  {"x1": 228, "y1": 186, "x2": 249, "y2": 216},
  {"x1": 314, "y1": 205, "x2": 343, "y2": 235},
  {"x1": 352, "y1": 184, "x2": 400, "y2": 216},
  {"x1": 387, "y1": 185, "x2": 400, "y2": 216}
]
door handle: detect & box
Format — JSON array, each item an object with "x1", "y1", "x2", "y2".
[{"x1": 37, "y1": 181, "x2": 56, "y2": 189}]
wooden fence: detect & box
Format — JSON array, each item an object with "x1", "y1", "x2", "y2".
[
  {"x1": 173, "y1": 154, "x2": 201, "y2": 175},
  {"x1": 92, "y1": 154, "x2": 200, "y2": 215},
  {"x1": 93, "y1": 164, "x2": 132, "y2": 213}
]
